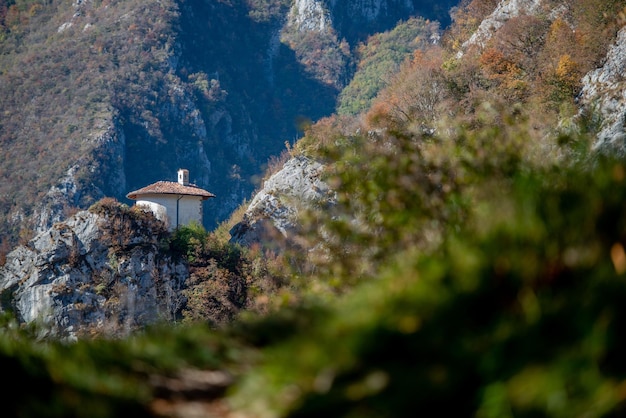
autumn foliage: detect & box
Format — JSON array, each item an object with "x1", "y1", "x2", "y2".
[{"x1": 365, "y1": 0, "x2": 626, "y2": 139}]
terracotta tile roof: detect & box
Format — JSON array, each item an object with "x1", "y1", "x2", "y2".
[{"x1": 126, "y1": 181, "x2": 216, "y2": 200}]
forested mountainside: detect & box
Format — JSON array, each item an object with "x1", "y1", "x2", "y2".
[
  {"x1": 233, "y1": 0, "x2": 626, "y2": 249},
  {"x1": 0, "y1": 0, "x2": 456, "y2": 252},
  {"x1": 3, "y1": 0, "x2": 626, "y2": 417}
]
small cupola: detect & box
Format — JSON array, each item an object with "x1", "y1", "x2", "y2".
[{"x1": 178, "y1": 169, "x2": 189, "y2": 186}]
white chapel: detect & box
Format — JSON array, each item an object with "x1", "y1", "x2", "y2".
[{"x1": 126, "y1": 169, "x2": 215, "y2": 230}]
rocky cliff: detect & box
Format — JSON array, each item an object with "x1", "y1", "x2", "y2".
[
  {"x1": 452, "y1": 0, "x2": 626, "y2": 151},
  {"x1": 579, "y1": 26, "x2": 626, "y2": 154},
  {"x1": 287, "y1": 0, "x2": 333, "y2": 32},
  {"x1": 286, "y1": 0, "x2": 423, "y2": 34},
  {"x1": 230, "y1": 155, "x2": 334, "y2": 248},
  {"x1": 0, "y1": 201, "x2": 187, "y2": 339}
]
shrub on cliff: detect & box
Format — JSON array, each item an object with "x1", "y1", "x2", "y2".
[{"x1": 89, "y1": 197, "x2": 169, "y2": 250}]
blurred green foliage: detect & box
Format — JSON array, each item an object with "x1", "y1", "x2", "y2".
[
  {"x1": 227, "y1": 119, "x2": 626, "y2": 417},
  {"x1": 0, "y1": 312, "x2": 247, "y2": 417}
]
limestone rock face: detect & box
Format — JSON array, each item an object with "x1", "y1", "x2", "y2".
[
  {"x1": 579, "y1": 27, "x2": 626, "y2": 154},
  {"x1": 33, "y1": 119, "x2": 128, "y2": 234},
  {"x1": 287, "y1": 0, "x2": 333, "y2": 32},
  {"x1": 230, "y1": 156, "x2": 335, "y2": 248},
  {"x1": 0, "y1": 207, "x2": 187, "y2": 339}
]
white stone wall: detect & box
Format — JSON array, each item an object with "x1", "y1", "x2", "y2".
[
  {"x1": 136, "y1": 194, "x2": 203, "y2": 230},
  {"x1": 176, "y1": 196, "x2": 203, "y2": 228}
]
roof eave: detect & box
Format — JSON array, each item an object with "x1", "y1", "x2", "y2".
[{"x1": 127, "y1": 192, "x2": 215, "y2": 200}]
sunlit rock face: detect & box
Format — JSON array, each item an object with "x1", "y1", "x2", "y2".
[
  {"x1": 0, "y1": 209, "x2": 187, "y2": 340},
  {"x1": 287, "y1": 0, "x2": 333, "y2": 32},
  {"x1": 229, "y1": 156, "x2": 335, "y2": 249},
  {"x1": 579, "y1": 27, "x2": 626, "y2": 154}
]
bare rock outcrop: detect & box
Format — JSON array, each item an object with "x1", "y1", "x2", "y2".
[
  {"x1": 229, "y1": 156, "x2": 335, "y2": 249},
  {"x1": 579, "y1": 26, "x2": 626, "y2": 154},
  {"x1": 287, "y1": 0, "x2": 333, "y2": 32},
  {"x1": 0, "y1": 203, "x2": 187, "y2": 339}
]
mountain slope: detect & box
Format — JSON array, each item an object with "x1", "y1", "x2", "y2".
[
  {"x1": 230, "y1": 0, "x2": 626, "y2": 265},
  {"x1": 0, "y1": 0, "x2": 460, "y2": 252}
]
